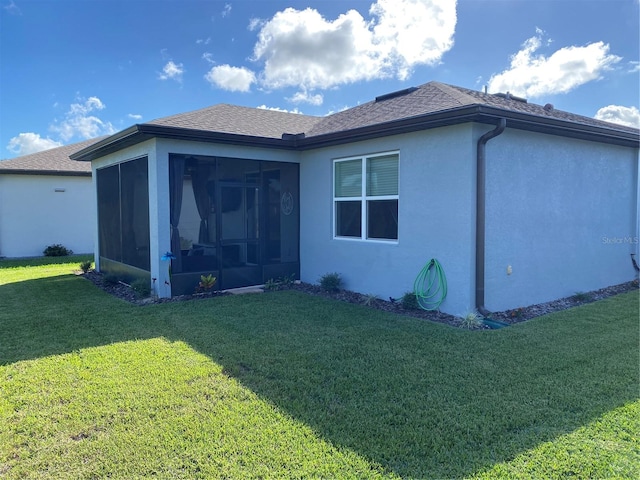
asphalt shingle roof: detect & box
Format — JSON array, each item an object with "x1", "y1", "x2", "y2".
[
  {"x1": 305, "y1": 81, "x2": 639, "y2": 137},
  {"x1": 147, "y1": 104, "x2": 323, "y2": 139},
  {"x1": 141, "y1": 81, "x2": 638, "y2": 140},
  {"x1": 0, "y1": 137, "x2": 105, "y2": 175},
  {"x1": 70, "y1": 81, "x2": 638, "y2": 162}
]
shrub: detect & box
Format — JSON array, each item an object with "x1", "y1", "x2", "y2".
[
  {"x1": 459, "y1": 310, "x2": 483, "y2": 329},
  {"x1": 131, "y1": 278, "x2": 151, "y2": 298},
  {"x1": 319, "y1": 272, "x2": 342, "y2": 292},
  {"x1": 572, "y1": 291, "x2": 592, "y2": 303},
  {"x1": 264, "y1": 274, "x2": 296, "y2": 291},
  {"x1": 279, "y1": 273, "x2": 296, "y2": 287},
  {"x1": 79, "y1": 260, "x2": 92, "y2": 273},
  {"x1": 362, "y1": 293, "x2": 379, "y2": 306},
  {"x1": 401, "y1": 291, "x2": 419, "y2": 310},
  {"x1": 43, "y1": 244, "x2": 73, "y2": 257},
  {"x1": 195, "y1": 274, "x2": 217, "y2": 293}
]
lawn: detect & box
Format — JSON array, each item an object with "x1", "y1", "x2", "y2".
[{"x1": 1, "y1": 257, "x2": 638, "y2": 479}]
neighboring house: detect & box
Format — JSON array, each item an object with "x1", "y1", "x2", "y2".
[
  {"x1": 71, "y1": 81, "x2": 640, "y2": 315},
  {"x1": 0, "y1": 138, "x2": 104, "y2": 258}
]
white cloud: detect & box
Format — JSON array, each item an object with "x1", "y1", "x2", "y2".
[
  {"x1": 488, "y1": 30, "x2": 621, "y2": 98},
  {"x1": 158, "y1": 60, "x2": 184, "y2": 82},
  {"x1": 196, "y1": 37, "x2": 211, "y2": 45},
  {"x1": 369, "y1": 0, "x2": 457, "y2": 79},
  {"x1": 288, "y1": 90, "x2": 324, "y2": 106},
  {"x1": 50, "y1": 96, "x2": 116, "y2": 142},
  {"x1": 257, "y1": 105, "x2": 303, "y2": 114},
  {"x1": 252, "y1": 0, "x2": 456, "y2": 92},
  {"x1": 128, "y1": 113, "x2": 142, "y2": 120},
  {"x1": 6, "y1": 133, "x2": 62, "y2": 156},
  {"x1": 3, "y1": 0, "x2": 21, "y2": 15},
  {"x1": 202, "y1": 52, "x2": 215, "y2": 64},
  {"x1": 6, "y1": 96, "x2": 116, "y2": 156},
  {"x1": 204, "y1": 64, "x2": 256, "y2": 92},
  {"x1": 628, "y1": 61, "x2": 640, "y2": 73},
  {"x1": 221, "y1": 3, "x2": 231, "y2": 17},
  {"x1": 208, "y1": 0, "x2": 455, "y2": 102},
  {"x1": 594, "y1": 105, "x2": 640, "y2": 128},
  {"x1": 248, "y1": 18, "x2": 264, "y2": 31}
]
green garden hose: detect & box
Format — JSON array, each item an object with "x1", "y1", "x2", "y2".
[{"x1": 413, "y1": 258, "x2": 447, "y2": 311}]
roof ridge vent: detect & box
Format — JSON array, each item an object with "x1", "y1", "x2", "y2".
[
  {"x1": 495, "y1": 91, "x2": 527, "y2": 103},
  {"x1": 375, "y1": 86, "x2": 418, "y2": 102}
]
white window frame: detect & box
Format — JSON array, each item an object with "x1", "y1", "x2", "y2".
[{"x1": 333, "y1": 151, "x2": 399, "y2": 243}]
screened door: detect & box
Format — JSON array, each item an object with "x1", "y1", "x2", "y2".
[{"x1": 218, "y1": 182, "x2": 261, "y2": 288}]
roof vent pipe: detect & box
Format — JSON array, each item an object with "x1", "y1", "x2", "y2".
[{"x1": 476, "y1": 118, "x2": 507, "y2": 317}]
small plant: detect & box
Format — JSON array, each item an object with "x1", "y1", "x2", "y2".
[
  {"x1": 195, "y1": 274, "x2": 217, "y2": 293},
  {"x1": 131, "y1": 278, "x2": 151, "y2": 298},
  {"x1": 510, "y1": 307, "x2": 524, "y2": 319},
  {"x1": 401, "y1": 291, "x2": 419, "y2": 310},
  {"x1": 319, "y1": 272, "x2": 342, "y2": 292},
  {"x1": 79, "y1": 260, "x2": 92, "y2": 273},
  {"x1": 459, "y1": 310, "x2": 483, "y2": 329},
  {"x1": 572, "y1": 291, "x2": 592, "y2": 303},
  {"x1": 43, "y1": 244, "x2": 73, "y2": 257},
  {"x1": 362, "y1": 293, "x2": 379, "y2": 306},
  {"x1": 279, "y1": 273, "x2": 296, "y2": 287},
  {"x1": 103, "y1": 274, "x2": 120, "y2": 286},
  {"x1": 265, "y1": 274, "x2": 297, "y2": 291}
]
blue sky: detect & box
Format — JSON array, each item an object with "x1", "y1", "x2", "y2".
[{"x1": 1, "y1": 0, "x2": 638, "y2": 158}]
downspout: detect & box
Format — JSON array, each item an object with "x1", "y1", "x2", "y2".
[{"x1": 476, "y1": 118, "x2": 507, "y2": 316}]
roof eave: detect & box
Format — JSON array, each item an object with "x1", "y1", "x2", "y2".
[
  {"x1": 298, "y1": 105, "x2": 639, "y2": 149},
  {"x1": 70, "y1": 106, "x2": 640, "y2": 162},
  {"x1": 298, "y1": 106, "x2": 482, "y2": 149},
  {"x1": 0, "y1": 169, "x2": 91, "y2": 177},
  {"x1": 70, "y1": 124, "x2": 299, "y2": 162},
  {"x1": 69, "y1": 125, "x2": 151, "y2": 162},
  {"x1": 476, "y1": 106, "x2": 640, "y2": 148}
]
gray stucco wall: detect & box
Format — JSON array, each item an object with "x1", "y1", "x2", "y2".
[
  {"x1": 88, "y1": 123, "x2": 637, "y2": 311},
  {"x1": 300, "y1": 122, "x2": 638, "y2": 316},
  {"x1": 483, "y1": 127, "x2": 639, "y2": 311},
  {"x1": 300, "y1": 124, "x2": 477, "y2": 315},
  {"x1": 0, "y1": 173, "x2": 94, "y2": 257}
]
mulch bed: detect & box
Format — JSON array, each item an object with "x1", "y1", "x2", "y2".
[
  {"x1": 81, "y1": 271, "x2": 229, "y2": 305},
  {"x1": 81, "y1": 270, "x2": 638, "y2": 330}
]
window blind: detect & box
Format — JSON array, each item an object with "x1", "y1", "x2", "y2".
[
  {"x1": 335, "y1": 159, "x2": 362, "y2": 197},
  {"x1": 367, "y1": 155, "x2": 398, "y2": 196}
]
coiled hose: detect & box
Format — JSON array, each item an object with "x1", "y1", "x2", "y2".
[{"x1": 413, "y1": 258, "x2": 447, "y2": 311}]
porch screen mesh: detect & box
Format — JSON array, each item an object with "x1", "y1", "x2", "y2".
[{"x1": 96, "y1": 157, "x2": 150, "y2": 271}]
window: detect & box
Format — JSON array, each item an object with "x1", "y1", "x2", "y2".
[{"x1": 334, "y1": 152, "x2": 398, "y2": 241}]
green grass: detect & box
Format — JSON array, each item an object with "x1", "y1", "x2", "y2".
[
  {"x1": 0, "y1": 254, "x2": 93, "y2": 284},
  {"x1": 1, "y1": 259, "x2": 638, "y2": 479}
]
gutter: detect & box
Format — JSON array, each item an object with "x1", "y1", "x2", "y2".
[
  {"x1": 70, "y1": 106, "x2": 639, "y2": 163},
  {"x1": 0, "y1": 169, "x2": 91, "y2": 177},
  {"x1": 476, "y1": 118, "x2": 507, "y2": 317},
  {"x1": 70, "y1": 124, "x2": 299, "y2": 162}
]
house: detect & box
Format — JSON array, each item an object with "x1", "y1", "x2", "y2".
[
  {"x1": 70, "y1": 81, "x2": 640, "y2": 315},
  {"x1": 0, "y1": 138, "x2": 106, "y2": 258}
]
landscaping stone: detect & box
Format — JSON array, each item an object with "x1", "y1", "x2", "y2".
[{"x1": 82, "y1": 270, "x2": 638, "y2": 330}]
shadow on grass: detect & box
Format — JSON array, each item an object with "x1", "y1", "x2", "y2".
[{"x1": 1, "y1": 274, "x2": 638, "y2": 478}]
